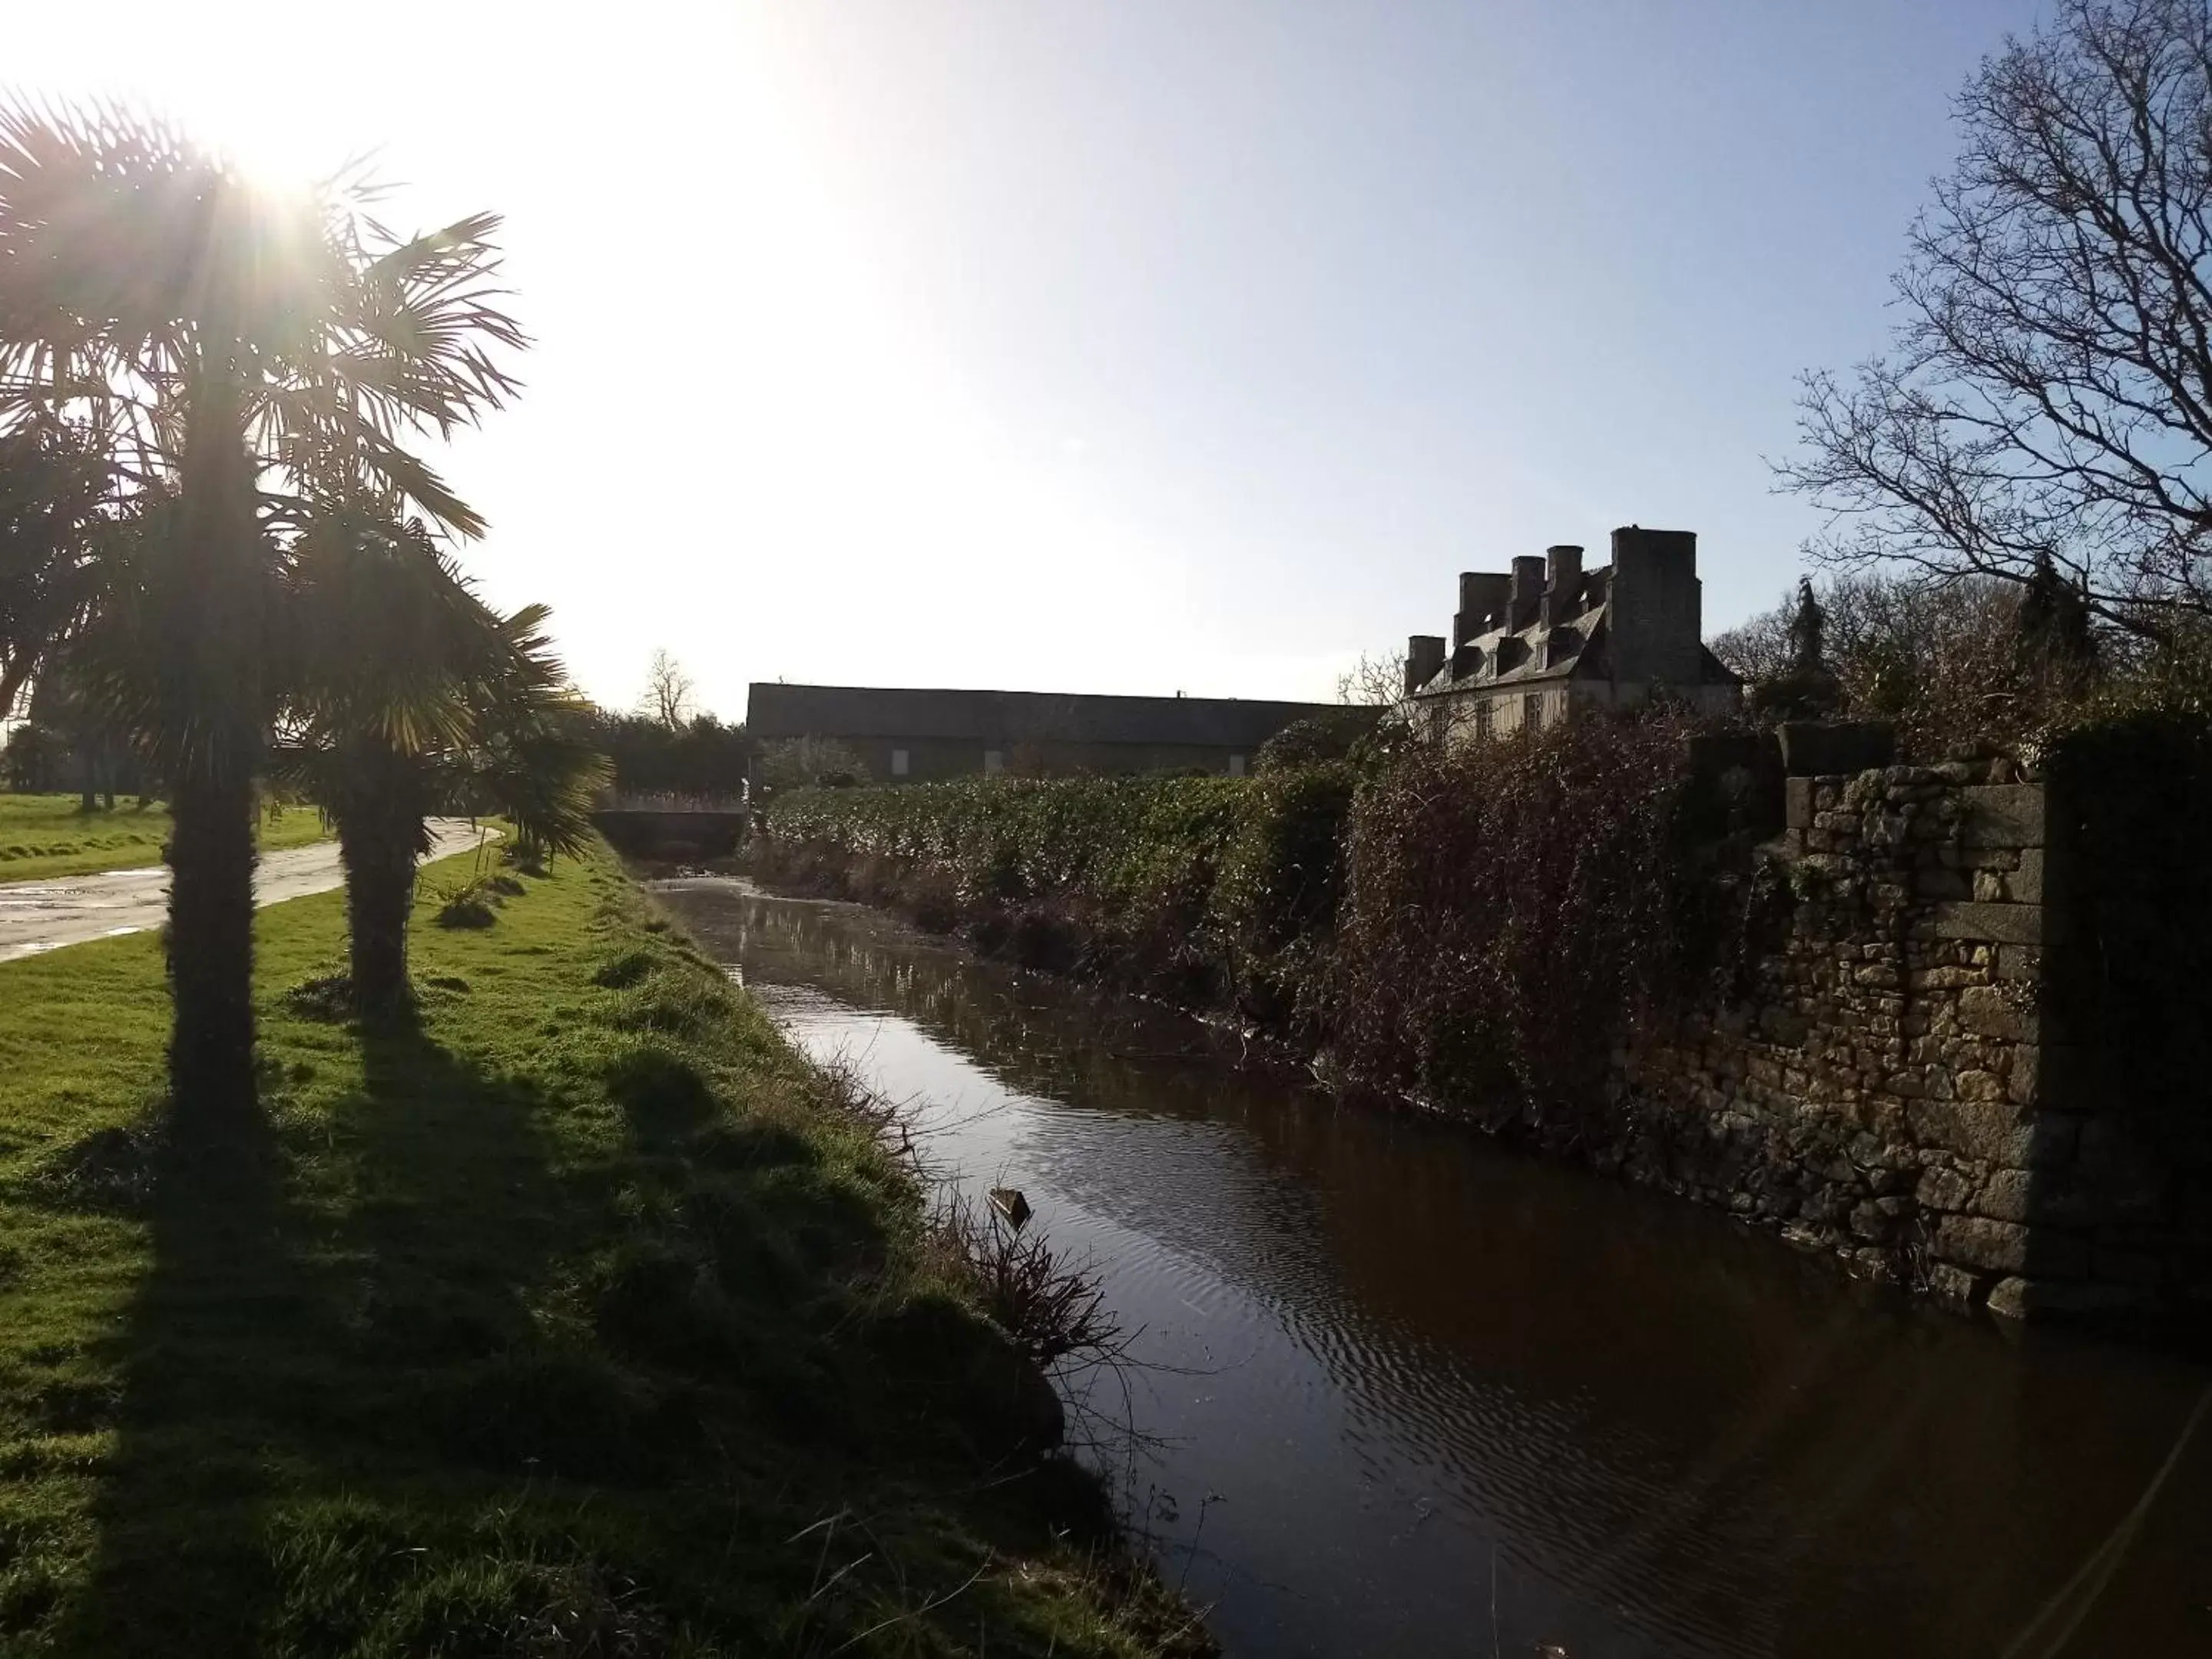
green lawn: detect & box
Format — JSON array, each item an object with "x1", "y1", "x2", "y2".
[
  {"x1": 0, "y1": 794, "x2": 329, "y2": 885},
  {"x1": 0, "y1": 839, "x2": 1198, "y2": 1657}
]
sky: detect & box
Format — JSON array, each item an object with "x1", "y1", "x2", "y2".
[{"x1": 8, "y1": 0, "x2": 2051, "y2": 717}]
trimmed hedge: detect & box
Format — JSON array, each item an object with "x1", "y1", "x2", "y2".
[
  {"x1": 760, "y1": 720, "x2": 1741, "y2": 1102},
  {"x1": 763, "y1": 769, "x2": 1357, "y2": 1027}
]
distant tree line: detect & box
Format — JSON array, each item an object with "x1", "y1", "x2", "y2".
[
  {"x1": 588, "y1": 707, "x2": 752, "y2": 801},
  {"x1": 1711, "y1": 562, "x2": 2206, "y2": 758}
]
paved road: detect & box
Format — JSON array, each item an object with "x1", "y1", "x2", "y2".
[{"x1": 0, "y1": 820, "x2": 495, "y2": 965}]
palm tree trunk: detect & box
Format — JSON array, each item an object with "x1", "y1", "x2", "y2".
[
  {"x1": 337, "y1": 744, "x2": 431, "y2": 1015},
  {"x1": 167, "y1": 749, "x2": 257, "y2": 1118},
  {"x1": 164, "y1": 337, "x2": 267, "y2": 1127},
  {"x1": 340, "y1": 813, "x2": 418, "y2": 1015}
]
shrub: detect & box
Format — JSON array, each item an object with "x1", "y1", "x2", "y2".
[
  {"x1": 763, "y1": 769, "x2": 1356, "y2": 1012},
  {"x1": 433, "y1": 878, "x2": 499, "y2": 929},
  {"x1": 1253, "y1": 707, "x2": 1376, "y2": 773},
  {"x1": 762, "y1": 726, "x2": 1747, "y2": 1121},
  {"x1": 1320, "y1": 716, "x2": 1737, "y2": 1115}
]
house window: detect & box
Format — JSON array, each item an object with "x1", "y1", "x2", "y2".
[
  {"x1": 1474, "y1": 700, "x2": 1494, "y2": 739},
  {"x1": 1227, "y1": 753, "x2": 1247, "y2": 778},
  {"x1": 891, "y1": 748, "x2": 909, "y2": 778},
  {"x1": 1522, "y1": 692, "x2": 1543, "y2": 731},
  {"x1": 983, "y1": 750, "x2": 1005, "y2": 777}
]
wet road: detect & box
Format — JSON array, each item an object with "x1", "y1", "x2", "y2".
[{"x1": 0, "y1": 820, "x2": 495, "y2": 963}]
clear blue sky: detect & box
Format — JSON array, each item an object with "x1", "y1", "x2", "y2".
[{"x1": 15, "y1": 0, "x2": 2046, "y2": 715}]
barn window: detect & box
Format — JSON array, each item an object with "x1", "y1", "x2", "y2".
[
  {"x1": 891, "y1": 748, "x2": 910, "y2": 778},
  {"x1": 984, "y1": 750, "x2": 1005, "y2": 776},
  {"x1": 1227, "y1": 753, "x2": 1247, "y2": 778}
]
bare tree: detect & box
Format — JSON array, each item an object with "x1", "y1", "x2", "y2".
[
  {"x1": 1780, "y1": 0, "x2": 2212, "y2": 641},
  {"x1": 1714, "y1": 569, "x2": 2113, "y2": 755},
  {"x1": 1336, "y1": 649, "x2": 1406, "y2": 706},
  {"x1": 638, "y1": 647, "x2": 695, "y2": 728}
]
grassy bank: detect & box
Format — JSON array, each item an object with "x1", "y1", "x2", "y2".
[
  {"x1": 0, "y1": 838, "x2": 1201, "y2": 1655},
  {"x1": 0, "y1": 793, "x2": 328, "y2": 884}
]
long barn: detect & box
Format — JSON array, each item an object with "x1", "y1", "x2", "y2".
[{"x1": 746, "y1": 682, "x2": 1355, "y2": 783}]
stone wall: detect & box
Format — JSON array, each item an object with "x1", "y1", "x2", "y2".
[{"x1": 1612, "y1": 757, "x2": 2204, "y2": 1321}]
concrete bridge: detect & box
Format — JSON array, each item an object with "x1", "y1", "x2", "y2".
[{"x1": 591, "y1": 794, "x2": 749, "y2": 860}]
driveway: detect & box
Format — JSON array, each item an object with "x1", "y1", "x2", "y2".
[{"x1": 0, "y1": 819, "x2": 495, "y2": 965}]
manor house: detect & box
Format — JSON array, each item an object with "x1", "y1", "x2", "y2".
[{"x1": 1401, "y1": 525, "x2": 1742, "y2": 740}]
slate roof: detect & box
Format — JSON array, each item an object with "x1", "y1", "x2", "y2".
[
  {"x1": 747, "y1": 683, "x2": 1354, "y2": 749},
  {"x1": 1408, "y1": 563, "x2": 1740, "y2": 700}
]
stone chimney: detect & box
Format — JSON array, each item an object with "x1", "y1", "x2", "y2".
[
  {"x1": 1405, "y1": 634, "x2": 1446, "y2": 695},
  {"x1": 1507, "y1": 555, "x2": 1545, "y2": 632},
  {"x1": 1454, "y1": 571, "x2": 1510, "y2": 647},
  {"x1": 1543, "y1": 545, "x2": 1584, "y2": 628},
  {"x1": 1607, "y1": 526, "x2": 1702, "y2": 687}
]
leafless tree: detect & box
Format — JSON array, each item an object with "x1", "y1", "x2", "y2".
[
  {"x1": 1714, "y1": 569, "x2": 2116, "y2": 754},
  {"x1": 638, "y1": 647, "x2": 695, "y2": 728},
  {"x1": 1780, "y1": 0, "x2": 2212, "y2": 641},
  {"x1": 1336, "y1": 649, "x2": 1406, "y2": 706}
]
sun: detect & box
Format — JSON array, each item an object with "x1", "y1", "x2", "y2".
[{"x1": 194, "y1": 106, "x2": 329, "y2": 199}]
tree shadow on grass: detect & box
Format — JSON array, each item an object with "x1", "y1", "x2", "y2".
[
  {"x1": 47, "y1": 990, "x2": 1139, "y2": 1655},
  {"x1": 51, "y1": 1102, "x2": 309, "y2": 1655},
  {"x1": 50, "y1": 1008, "x2": 571, "y2": 1655}
]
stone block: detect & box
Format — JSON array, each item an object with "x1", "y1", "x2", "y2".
[
  {"x1": 1906, "y1": 1097, "x2": 2075, "y2": 1167},
  {"x1": 2091, "y1": 1244, "x2": 2167, "y2": 1286},
  {"x1": 1759, "y1": 1006, "x2": 1810, "y2": 1048},
  {"x1": 2019, "y1": 1168, "x2": 2129, "y2": 1228},
  {"x1": 1985, "y1": 1276, "x2": 2153, "y2": 1321},
  {"x1": 1785, "y1": 776, "x2": 1815, "y2": 831},
  {"x1": 1936, "y1": 1214, "x2": 2088, "y2": 1277},
  {"x1": 1926, "y1": 1262, "x2": 1982, "y2": 1303},
  {"x1": 1936, "y1": 1214, "x2": 2035, "y2": 1273},
  {"x1": 1780, "y1": 721, "x2": 1896, "y2": 777},
  {"x1": 1958, "y1": 985, "x2": 2036, "y2": 1042},
  {"x1": 2010, "y1": 846, "x2": 2045, "y2": 905},
  {"x1": 1961, "y1": 784, "x2": 2045, "y2": 849},
  {"x1": 1974, "y1": 1168, "x2": 2034, "y2": 1223},
  {"x1": 1848, "y1": 1201, "x2": 1892, "y2": 1242},
  {"x1": 2036, "y1": 1045, "x2": 2105, "y2": 1110},
  {"x1": 1954, "y1": 1068, "x2": 2008, "y2": 1101},
  {"x1": 1994, "y1": 945, "x2": 2041, "y2": 983},
  {"x1": 1930, "y1": 902, "x2": 2045, "y2": 945},
  {"x1": 1916, "y1": 868, "x2": 1973, "y2": 902},
  {"x1": 1917, "y1": 1164, "x2": 1973, "y2": 1211}
]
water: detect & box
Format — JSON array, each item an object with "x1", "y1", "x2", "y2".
[{"x1": 651, "y1": 876, "x2": 2212, "y2": 1659}]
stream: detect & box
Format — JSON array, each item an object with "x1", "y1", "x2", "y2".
[{"x1": 651, "y1": 876, "x2": 2212, "y2": 1659}]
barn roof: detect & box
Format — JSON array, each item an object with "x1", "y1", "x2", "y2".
[{"x1": 747, "y1": 683, "x2": 1353, "y2": 748}]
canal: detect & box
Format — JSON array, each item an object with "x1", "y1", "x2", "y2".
[{"x1": 652, "y1": 876, "x2": 2212, "y2": 1659}]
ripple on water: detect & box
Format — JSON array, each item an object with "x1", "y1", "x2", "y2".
[{"x1": 655, "y1": 879, "x2": 2212, "y2": 1659}]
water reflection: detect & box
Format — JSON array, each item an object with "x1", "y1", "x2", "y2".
[{"x1": 654, "y1": 877, "x2": 2212, "y2": 1659}]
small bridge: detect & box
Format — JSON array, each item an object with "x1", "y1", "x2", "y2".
[{"x1": 592, "y1": 793, "x2": 750, "y2": 860}]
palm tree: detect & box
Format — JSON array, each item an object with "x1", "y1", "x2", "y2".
[
  {"x1": 0, "y1": 106, "x2": 522, "y2": 1121},
  {"x1": 280, "y1": 505, "x2": 604, "y2": 1013},
  {"x1": 0, "y1": 422, "x2": 109, "y2": 723}
]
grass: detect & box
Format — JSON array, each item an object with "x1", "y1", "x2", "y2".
[
  {"x1": 0, "y1": 793, "x2": 329, "y2": 885},
  {"x1": 0, "y1": 837, "x2": 1202, "y2": 1656}
]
